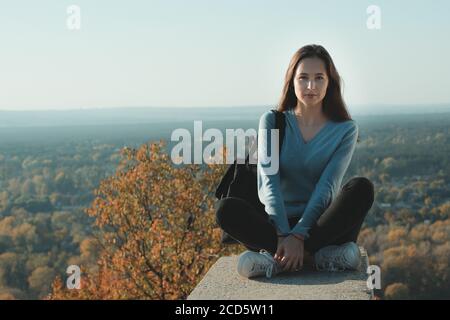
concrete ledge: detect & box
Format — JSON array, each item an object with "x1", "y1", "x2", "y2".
[{"x1": 188, "y1": 247, "x2": 372, "y2": 300}]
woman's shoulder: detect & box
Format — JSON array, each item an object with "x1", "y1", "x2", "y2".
[
  {"x1": 259, "y1": 108, "x2": 291, "y2": 119},
  {"x1": 258, "y1": 109, "x2": 279, "y2": 128},
  {"x1": 332, "y1": 118, "x2": 358, "y2": 131}
]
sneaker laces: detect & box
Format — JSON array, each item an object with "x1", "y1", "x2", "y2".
[
  {"x1": 315, "y1": 246, "x2": 349, "y2": 272},
  {"x1": 256, "y1": 250, "x2": 279, "y2": 278}
]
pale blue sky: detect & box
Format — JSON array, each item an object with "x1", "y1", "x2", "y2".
[{"x1": 0, "y1": 0, "x2": 449, "y2": 111}]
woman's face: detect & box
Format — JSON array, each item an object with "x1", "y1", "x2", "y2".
[{"x1": 293, "y1": 57, "x2": 329, "y2": 107}]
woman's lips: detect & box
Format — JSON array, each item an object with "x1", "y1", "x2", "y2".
[{"x1": 304, "y1": 94, "x2": 316, "y2": 98}]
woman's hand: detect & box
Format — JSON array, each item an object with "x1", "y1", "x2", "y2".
[
  {"x1": 277, "y1": 236, "x2": 286, "y2": 247},
  {"x1": 274, "y1": 234, "x2": 305, "y2": 272}
]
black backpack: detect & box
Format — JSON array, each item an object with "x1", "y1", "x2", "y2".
[{"x1": 214, "y1": 109, "x2": 286, "y2": 244}]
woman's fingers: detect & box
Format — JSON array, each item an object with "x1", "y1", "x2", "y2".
[
  {"x1": 295, "y1": 258, "x2": 302, "y2": 271},
  {"x1": 275, "y1": 246, "x2": 284, "y2": 262},
  {"x1": 276, "y1": 237, "x2": 305, "y2": 272},
  {"x1": 290, "y1": 257, "x2": 299, "y2": 272},
  {"x1": 279, "y1": 250, "x2": 294, "y2": 270},
  {"x1": 277, "y1": 244, "x2": 305, "y2": 271},
  {"x1": 284, "y1": 259, "x2": 292, "y2": 271},
  {"x1": 279, "y1": 255, "x2": 287, "y2": 268},
  {"x1": 281, "y1": 258, "x2": 288, "y2": 271},
  {"x1": 284, "y1": 256, "x2": 295, "y2": 271},
  {"x1": 295, "y1": 252, "x2": 304, "y2": 271},
  {"x1": 284, "y1": 254, "x2": 302, "y2": 272}
]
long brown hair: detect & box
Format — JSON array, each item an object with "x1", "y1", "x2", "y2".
[{"x1": 277, "y1": 44, "x2": 352, "y2": 123}]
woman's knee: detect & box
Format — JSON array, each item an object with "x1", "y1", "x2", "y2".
[
  {"x1": 215, "y1": 197, "x2": 251, "y2": 227},
  {"x1": 344, "y1": 177, "x2": 375, "y2": 204},
  {"x1": 215, "y1": 199, "x2": 230, "y2": 227}
]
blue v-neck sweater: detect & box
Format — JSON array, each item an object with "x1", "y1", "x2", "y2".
[{"x1": 257, "y1": 108, "x2": 358, "y2": 239}]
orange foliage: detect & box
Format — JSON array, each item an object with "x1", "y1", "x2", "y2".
[{"x1": 48, "y1": 140, "x2": 242, "y2": 299}]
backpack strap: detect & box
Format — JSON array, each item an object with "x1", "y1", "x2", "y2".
[{"x1": 270, "y1": 109, "x2": 286, "y2": 153}]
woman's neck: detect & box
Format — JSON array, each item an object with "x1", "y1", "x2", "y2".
[{"x1": 293, "y1": 101, "x2": 328, "y2": 126}]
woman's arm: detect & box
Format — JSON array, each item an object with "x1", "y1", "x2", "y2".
[{"x1": 257, "y1": 111, "x2": 291, "y2": 236}]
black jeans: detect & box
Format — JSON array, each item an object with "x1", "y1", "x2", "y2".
[{"x1": 215, "y1": 177, "x2": 375, "y2": 256}]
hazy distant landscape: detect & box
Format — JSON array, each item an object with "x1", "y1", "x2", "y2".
[
  {"x1": 2, "y1": 104, "x2": 450, "y2": 127},
  {"x1": 1, "y1": 106, "x2": 450, "y2": 299},
  {"x1": 1, "y1": 104, "x2": 450, "y2": 146}
]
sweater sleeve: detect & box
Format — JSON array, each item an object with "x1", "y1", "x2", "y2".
[
  {"x1": 257, "y1": 111, "x2": 291, "y2": 236},
  {"x1": 290, "y1": 121, "x2": 359, "y2": 239}
]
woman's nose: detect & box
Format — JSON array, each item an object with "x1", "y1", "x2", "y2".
[{"x1": 307, "y1": 80, "x2": 315, "y2": 89}]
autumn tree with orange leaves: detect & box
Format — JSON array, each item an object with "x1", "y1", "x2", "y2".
[{"x1": 49, "y1": 140, "x2": 242, "y2": 299}]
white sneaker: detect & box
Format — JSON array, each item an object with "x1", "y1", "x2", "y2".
[
  {"x1": 314, "y1": 242, "x2": 361, "y2": 272},
  {"x1": 237, "y1": 250, "x2": 281, "y2": 279}
]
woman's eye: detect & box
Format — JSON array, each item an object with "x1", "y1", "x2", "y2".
[{"x1": 299, "y1": 76, "x2": 324, "y2": 80}]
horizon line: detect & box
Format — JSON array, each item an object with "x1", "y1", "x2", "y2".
[{"x1": 1, "y1": 102, "x2": 450, "y2": 113}]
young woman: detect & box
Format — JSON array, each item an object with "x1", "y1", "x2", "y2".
[{"x1": 216, "y1": 44, "x2": 375, "y2": 278}]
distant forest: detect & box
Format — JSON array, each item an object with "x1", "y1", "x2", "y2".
[{"x1": 1, "y1": 111, "x2": 450, "y2": 299}]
